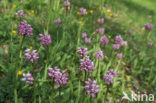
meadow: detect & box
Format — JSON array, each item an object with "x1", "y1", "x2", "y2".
[{"x1": 0, "y1": 0, "x2": 156, "y2": 103}]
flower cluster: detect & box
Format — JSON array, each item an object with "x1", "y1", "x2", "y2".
[
  {"x1": 98, "y1": 28, "x2": 105, "y2": 35},
  {"x1": 25, "y1": 49, "x2": 39, "y2": 63},
  {"x1": 22, "y1": 73, "x2": 34, "y2": 85},
  {"x1": 81, "y1": 32, "x2": 87, "y2": 38},
  {"x1": 147, "y1": 43, "x2": 152, "y2": 47},
  {"x1": 95, "y1": 50, "x2": 104, "y2": 59},
  {"x1": 81, "y1": 32, "x2": 91, "y2": 44},
  {"x1": 48, "y1": 67, "x2": 68, "y2": 85},
  {"x1": 101, "y1": 35, "x2": 109, "y2": 45},
  {"x1": 84, "y1": 78, "x2": 99, "y2": 98},
  {"x1": 115, "y1": 35, "x2": 123, "y2": 44},
  {"x1": 54, "y1": 18, "x2": 62, "y2": 25},
  {"x1": 121, "y1": 41, "x2": 127, "y2": 47},
  {"x1": 113, "y1": 35, "x2": 127, "y2": 50},
  {"x1": 113, "y1": 44, "x2": 120, "y2": 50},
  {"x1": 103, "y1": 70, "x2": 118, "y2": 85},
  {"x1": 117, "y1": 53, "x2": 123, "y2": 59},
  {"x1": 97, "y1": 18, "x2": 104, "y2": 24},
  {"x1": 80, "y1": 8, "x2": 86, "y2": 15},
  {"x1": 85, "y1": 38, "x2": 91, "y2": 44},
  {"x1": 80, "y1": 56, "x2": 94, "y2": 73},
  {"x1": 77, "y1": 47, "x2": 88, "y2": 58},
  {"x1": 18, "y1": 20, "x2": 33, "y2": 36},
  {"x1": 16, "y1": 10, "x2": 25, "y2": 17},
  {"x1": 48, "y1": 67, "x2": 60, "y2": 79},
  {"x1": 128, "y1": 30, "x2": 132, "y2": 34},
  {"x1": 39, "y1": 34, "x2": 52, "y2": 46},
  {"x1": 64, "y1": 0, "x2": 70, "y2": 7},
  {"x1": 145, "y1": 24, "x2": 153, "y2": 31}
]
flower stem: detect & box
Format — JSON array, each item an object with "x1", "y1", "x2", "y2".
[
  {"x1": 57, "y1": 26, "x2": 60, "y2": 43},
  {"x1": 50, "y1": 80, "x2": 54, "y2": 103},
  {"x1": 83, "y1": 70, "x2": 86, "y2": 81},
  {"x1": 147, "y1": 31, "x2": 151, "y2": 41},
  {"x1": 14, "y1": 35, "x2": 24, "y2": 103},
  {"x1": 19, "y1": 36, "x2": 24, "y2": 59},
  {"x1": 96, "y1": 59, "x2": 100, "y2": 76},
  {"x1": 77, "y1": 24, "x2": 82, "y2": 49},
  {"x1": 59, "y1": 85, "x2": 61, "y2": 97},
  {"x1": 44, "y1": 46, "x2": 50, "y2": 80},
  {"x1": 104, "y1": 85, "x2": 109, "y2": 102},
  {"x1": 32, "y1": 63, "x2": 36, "y2": 103},
  {"x1": 46, "y1": 0, "x2": 52, "y2": 32},
  {"x1": 85, "y1": 71, "x2": 87, "y2": 80},
  {"x1": 14, "y1": 89, "x2": 18, "y2": 103}
]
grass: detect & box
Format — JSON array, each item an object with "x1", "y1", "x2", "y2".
[
  {"x1": 107, "y1": 0, "x2": 156, "y2": 41},
  {"x1": 0, "y1": 0, "x2": 156, "y2": 103}
]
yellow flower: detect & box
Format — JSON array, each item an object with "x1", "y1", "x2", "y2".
[
  {"x1": 108, "y1": 35, "x2": 111, "y2": 39},
  {"x1": 79, "y1": 20, "x2": 82, "y2": 24},
  {"x1": 13, "y1": 5, "x2": 16, "y2": 8},
  {"x1": 109, "y1": 13, "x2": 113, "y2": 17},
  {"x1": 67, "y1": 6, "x2": 70, "y2": 10},
  {"x1": 126, "y1": 75, "x2": 130, "y2": 80},
  {"x1": 31, "y1": 10, "x2": 35, "y2": 14},
  {"x1": 106, "y1": 9, "x2": 110, "y2": 13},
  {"x1": 18, "y1": 71, "x2": 22, "y2": 75},
  {"x1": 90, "y1": 10, "x2": 94, "y2": 14},
  {"x1": 29, "y1": 46, "x2": 33, "y2": 50},
  {"x1": 12, "y1": 30, "x2": 16, "y2": 34},
  {"x1": 77, "y1": 11, "x2": 80, "y2": 15},
  {"x1": 85, "y1": 12, "x2": 88, "y2": 15}
]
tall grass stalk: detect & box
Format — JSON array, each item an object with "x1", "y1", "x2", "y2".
[
  {"x1": 44, "y1": 46, "x2": 50, "y2": 80},
  {"x1": 77, "y1": 24, "x2": 82, "y2": 49},
  {"x1": 32, "y1": 63, "x2": 37, "y2": 103},
  {"x1": 14, "y1": 36, "x2": 24, "y2": 103},
  {"x1": 50, "y1": 80, "x2": 54, "y2": 103}
]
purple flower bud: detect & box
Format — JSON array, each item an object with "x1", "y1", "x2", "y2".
[
  {"x1": 48, "y1": 67, "x2": 68, "y2": 85},
  {"x1": 107, "y1": 70, "x2": 118, "y2": 77},
  {"x1": 80, "y1": 56, "x2": 94, "y2": 73},
  {"x1": 26, "y1": 24, "x2": 33, "y2": 36},
  {"x1": 113, "y1": 44, "x2": 120, "y2": 50},
  {"x1": 80, "y1": 8, "x2": 86, "y2": 15},
  {"x1": 115, "y1": 35, "x2": 123, "y2": 44},
  {"x1": 16, "y1": 10, "x2": 25, "y2": 17},
  {"x1": 82, "y1": 32, "x2": 87, "y2": 38},
  {"x1": 117, "y1": 53, "x2": 123, "y2": 59},
  {"x1": 103, "y1": 74, "x2": 114, "y2": 84},
  {"x1": 25, "y1": 49, "x2": 39, "y2": 63},
  {"x1": 100, "y1": 35, "x2": 109, "y2": 45},
  {"x1": 121, "y1": 41, "x2": 127, "y2": 47},
  {"x1": 48, "y1": 67, "x2": 60, "y2": 79},
  {"x1": 128, "y1": 30, "x2": 132, "y2": 34},
  {"x1": 85, "y1": 38, "x2": 91, "y2": 44},
  {"x1": 96, "y1": 50, "x2": 104, "y2": 59},
  {"x1": 22, "y1": 73, "x2": 34, "y2": 85},
  {"x1": 103, "y1": 70, "x2": 118, "y2": 85},
  {"x1": 18, "y1": 20, "x2": 33, "y2": 36},
  {"x1": 54, "y1": 18, "x2": 62, "y2": 25},
  {"x1": 18, "y1": 20, "x2": 27, "y2": 35},
  {"x1": 55, "y1": 71, "x2": 68, "y2": 85},
  {"x1": 145, "y1": 24, "x2": 153, "y2": 31},
  {"x1": 97, "y1": 18, "x2": 104, "y2": 24},
  {"x1": 147, "y1": 43, "x2": 152, "y2": 47},
  {"x1": 85, "y1": 78, "x2": 99, "y2": 98},
  {"x1": 64, "y1": 0, "x2": 70, "y2": 7},
  {"x1": 39, "y1": 34, "x2": 52, "y2": 46},
  {"x1": 98, "y1": 28, "x2": 105, "y2": 35},
  {"x1": 77, "y1": 47, "x2": 88, "y2": 58}
]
